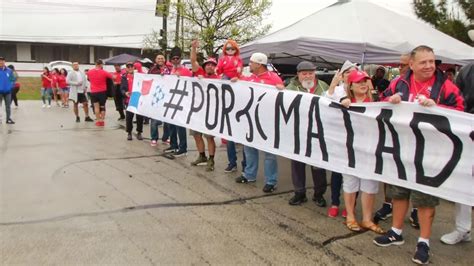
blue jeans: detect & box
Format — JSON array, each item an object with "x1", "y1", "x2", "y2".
[
  {"x1": 41, "y1": 88, "x2": 52, "y2": 105},
  {"x1": 243, "y1": 146, "x2": 278, "y2": 185},
  {"x1": 331, "y1": 172, "x2": 343, "y2": 206},
  {"x1": 0, "y1": 92, "x2": 12, "y2": 121},
  {"x1": 169, "y1": 124, "x2": 187, "y2": 152},
  {"x1": 162, "y1": 122, "x2": 170, "y2": 141},
  {"x1": 226, "y1": 141, "x2": 246, "y2": 168},
  {"x1": 150, "y1": 119, "x2": 162, "y2": 141}
]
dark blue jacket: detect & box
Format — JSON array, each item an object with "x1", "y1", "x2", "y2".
[{"x1": 0, "y1": 66, "x2": 13, "y2": 94}]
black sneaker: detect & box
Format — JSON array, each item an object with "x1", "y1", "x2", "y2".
[
  {"x1": 374, "y1": 202, "x2": 393, "y2": 224},
  {"x1": 312, "y1": 196, "x2": 327, "y2": 207},
  {"x1": 163, "y1": 147, "x2": 177, "y2": 154},
  {"x1": 117, "y1": 116, "x2": 125, "y2": 121},
  {"x1": 173, "y1": 150, "x2": 187, "y2": 157},
  {"x1": 224, "y1": 164, "x2": 237, "y2": 173},
  {"x1": 6, "y1": 119, "x2": 15, "y2": 124},
  {"x1": 85, "y1": 116, "x2": 94, "y2": 122},
  {"x1": 136, "y1": 133, "x2": 143, "y2": 140},
  {"x1": 373, "y1": 229, "x2": 405, "y2": 247},
  {"x1": 262, "y1": 184, "x2": 276, "y2": 193},
  {"x1": 235, "y1": 176, "x2": 255, "y2": 183},
  {"x1": 412, "y1": 242, "x2": 430, "y2": 265},
  {"x1": 289, "y1": 193, "x2": 308, "y2": 205},
  {"x1": 410, "y1": 209, "x2": 420, "y2": 229},
  {"x1": 76, "y1": 116, "x2": 80, "y2": 123},
  {"x1": 127, "y1": 133, "x2": 132, "y2": 141}
]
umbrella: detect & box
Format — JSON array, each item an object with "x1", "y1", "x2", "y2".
[{"x1": 103, "y1": 53, "x2": 141, "y2": 65}]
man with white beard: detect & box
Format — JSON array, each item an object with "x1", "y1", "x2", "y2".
[{"x1": 285, "y1": 61, "x2": 330, "y2": 206}]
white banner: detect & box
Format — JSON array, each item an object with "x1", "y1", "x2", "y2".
[{"x1": 129, "y1": 73, "x2": 474, "y2": 206}]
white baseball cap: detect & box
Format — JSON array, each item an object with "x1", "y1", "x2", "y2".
[{"x1": 250, "y1": 52, "x2": 268, "y2": 65}]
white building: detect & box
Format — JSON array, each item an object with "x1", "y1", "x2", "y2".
[{"x1": 0, "y1": 0, "x2": 162, "y2": 64}]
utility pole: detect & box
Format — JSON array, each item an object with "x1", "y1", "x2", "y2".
[
  {"x1": 156, "y1": 0, "x2": 169, "y2": 57},
  {"x1": 175, "y1": 0, "x2": 181, "y2": 47}
]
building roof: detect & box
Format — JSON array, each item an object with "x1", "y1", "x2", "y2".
[{"x1": 0, "y1": 0, "x2": 162, "y2": 49}]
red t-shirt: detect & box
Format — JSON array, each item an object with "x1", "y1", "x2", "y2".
[
  {"x1": 57, "y1": 75, "x2": 68, "y2": 88},
  {"x1": 123, "y1": 73, "x2": 134, "y2": 104},
  {"x1": 112, "y1": 71, "x2": 122, "y2": 84},
  {"x1": 216, "y1": 55, "x2": 243, "y2": 78},
  {"x1": 171, "y1": 65, "x2": 193, "y2": 77},
  {"x1": 41, "y1": 74, "x2": 52, "y2": 88},
  {"x1": 242, "y1": 71, "x2": 283, "y2": 86},
  {"x1": 408, "y1": 75, "x2": 435, "y2": 102},
  {"x1": 193, "y1": 67, "x2": 220, "y2": 79},
  {"x1": 351, "y1": 97, "x2": 372, "y2": 103},
  {"x1": 51, "y1": 74, "x2": 59, "y2": 88},
  {"x1": 87, "y1": 68, "x2": 113, "y2": 93}
]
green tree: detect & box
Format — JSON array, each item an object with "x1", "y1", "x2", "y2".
[
  {"x1": 413, "y1": 0, "x2": 473, "y2": 46},
  {"x1": 148, "y1": 0, "x2": 272, "y2": 57}
]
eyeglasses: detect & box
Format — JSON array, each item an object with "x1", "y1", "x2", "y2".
[
  {"x1": 226, "y1": 47, "x2": 235, "y2": 51},
  {"x1": 126, "y1": 65, "x2": 133, "y2": 68},
  {"x1": 171, "y1": 56, "x2": 180, "y2": 60}
]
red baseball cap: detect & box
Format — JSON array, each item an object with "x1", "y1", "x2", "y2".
[
  {"x1": 202, "y1": 57, "x2": 217, "y2": 67},
  {"x1": 348, "y1": 69, "x2": 371, "y2": 83}
]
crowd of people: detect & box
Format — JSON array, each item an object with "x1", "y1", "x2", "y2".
[
  {"x1": 119, "y1": 43, "x2": 470, "y2": 265},
  {"x1": 0, "y1": 42, "x2": 472, "y2": 265}
]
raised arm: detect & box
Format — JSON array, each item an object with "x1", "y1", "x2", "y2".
[{"x1": 190, "y1": 40, "x2": 201, "y2": 73}]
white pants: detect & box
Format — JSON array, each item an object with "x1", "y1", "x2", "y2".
[
  {"x1": 342, "y1": 174, "x2": 379, "y2": 194},
  {"x1": 455, "y1": 203, "x2": 472, "y2": 233}
]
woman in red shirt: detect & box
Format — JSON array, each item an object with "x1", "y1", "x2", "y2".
[
  {"x1": 51, "y1": 68, "x2": 61, "y2": 106},
  {"x1": 58, "y1": 68, "x2": 69, "y2": 107},
  {"x1": 339, "y1": 70, "x2": 384, "y2": 235},
  {"x1": 41, "y1": 67, "x2": 53, "y2": 108}
]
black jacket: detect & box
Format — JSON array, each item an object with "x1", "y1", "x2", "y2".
[{"x1": 455, "y1": 63, "x2": 474, "y2": 114}]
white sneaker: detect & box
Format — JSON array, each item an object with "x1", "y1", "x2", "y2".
[
  {"x1": 47, "y1": 105, "x2": 52, "y2": 108},
  {"x1": 42, "y1": 104, "x2": 46, "y2": 108},
  {"x1": 441, "y1": 230, "x2": 471, "y2": 245}
]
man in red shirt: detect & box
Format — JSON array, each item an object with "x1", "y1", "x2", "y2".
[
  {"x1": 233, "y1": 52, "x2": 284, "y2": 193},
  {"x1": 86, "y1": 59, "x2": 113, "y2": 126},
  {"x1": 189, "y1": 40, "x2": 219, "y2": 171},
  {"x1": 121, "y1": 62, "x2": 144, "y2": 141},
  {"x1": 112, "y1": 64, "x2": 126, "y2": 121},
  {"x1": 374, "y1": 45, "x2": 465, "y2": 265},
  {"x1": 148, "y1": 53, "x2": 172, "y2": 146},
  {"x1": 164, "y1": 47, "x2": 192, "y2": 156}
]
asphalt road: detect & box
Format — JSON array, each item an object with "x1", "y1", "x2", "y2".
[{"x1": 0, "y1": 101, "x2": 472, "y2": 265}]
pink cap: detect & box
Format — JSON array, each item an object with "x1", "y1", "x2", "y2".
[
  {"x1": 348, "y1": 69, "x2": 371, "y2": 83},
  {"x1": 202, "y1": 57, "x2": 217, "y2": 67}
]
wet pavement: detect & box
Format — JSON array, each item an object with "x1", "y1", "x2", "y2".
[{"x1": 1, "y1": 101, "x2": 472, "y2": 265}]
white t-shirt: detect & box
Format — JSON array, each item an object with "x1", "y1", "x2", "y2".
[
  {"x1": 75, "y1": 70, "x2": 83, "y2": 84},
  {"x1": 323, "y1": 84, "x2": 347, "y2": 102}
]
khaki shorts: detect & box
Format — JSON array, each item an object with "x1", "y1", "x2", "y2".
[
  {"x1": 387, "y1": 185, "x2": 439, "y2": 208},
  {"x1": 189, "y1": 129, "x2": 214, "y2": 139}
]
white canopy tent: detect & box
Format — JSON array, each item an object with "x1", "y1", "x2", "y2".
[{"x1": 240, "y1": 0, "x2": 473, "y2": 67}]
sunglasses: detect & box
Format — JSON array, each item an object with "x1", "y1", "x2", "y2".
[
  {"x1": 171, "y1": 56, "x2": 180, "y2": 60},
  {"x1": 226, "y1": 47, "x2": 235, "y2": 51}
]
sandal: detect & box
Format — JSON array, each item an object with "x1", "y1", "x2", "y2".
[
  {"x1": 345, "y1": 220, "x2": 361, "y2": 232},
  {"x1": 360, "y1": 221, "x2": 385, "y2": 234}
]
